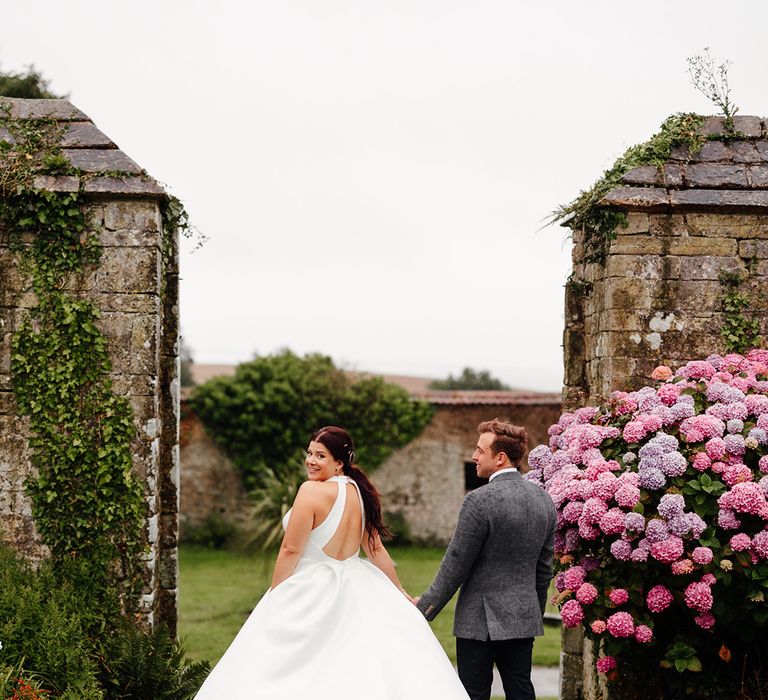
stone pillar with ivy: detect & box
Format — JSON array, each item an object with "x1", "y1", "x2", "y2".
[
  {"x1": 0, "y1": 98, "x2": 182, "y2": 632},
  {"x1": 558, "y1": 113, "x2": 768, "y2": 699}
]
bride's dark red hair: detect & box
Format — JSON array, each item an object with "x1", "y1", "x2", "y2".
[{"x1": 310, "y1": 426, "x2": 392, "y2": 547}]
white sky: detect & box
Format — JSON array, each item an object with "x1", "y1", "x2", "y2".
[{"x1": 2, "y1": 2, "x2": 768, "y2": 391}]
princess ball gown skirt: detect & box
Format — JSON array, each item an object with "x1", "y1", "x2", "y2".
[{"x1": 194, "y1": 477, "x2": 469, "y2": 699}]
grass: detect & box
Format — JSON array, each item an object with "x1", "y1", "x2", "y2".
[{"x1": 179, "y1": 546, "x2": 561, "y2": 667}]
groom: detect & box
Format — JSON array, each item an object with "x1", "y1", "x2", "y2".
[{"x1": 415, "y1": 419, "x2": 556, "y2": 700}]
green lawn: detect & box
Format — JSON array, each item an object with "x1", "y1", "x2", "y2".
[{"x1": 179, "y1": 546, "x2": 561, "y2": 667}]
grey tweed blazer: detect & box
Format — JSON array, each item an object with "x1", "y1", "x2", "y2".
[{"x1": 416, "y1": 470, "x2": 556, "y2": 641}]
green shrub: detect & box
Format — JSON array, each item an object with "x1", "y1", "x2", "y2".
[
  {"x1": 382, "y1": 510, "x2": 414, "y2": 547},
  {"x1": 99, "y1": 624, "x2": 210, "y2": 700},
  {"x1": 181, "y1": 512, "x2": 239, "y2": 550},
  {"x1": 0, "y1": 548, "x2": 103, "y2": 698},
  {"x1": 0, "y1": 546, "x2": 210, "y2": 699}
]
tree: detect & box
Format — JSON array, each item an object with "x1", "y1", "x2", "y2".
[
  {"x1": 429, "y1": 367, "x2": 510, "y2": 391},
  {"x1": 190, "y1": 350, "x2": 433, "y2": 490},
  {"x1": 0, "y1": 64, "x2": 62, "y2": 99}
]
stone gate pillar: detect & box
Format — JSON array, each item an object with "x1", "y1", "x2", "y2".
[
  {"x1": 0, "y1": 98, "x2": 179, "y2": 632},
  {"x1": 559, "y1": 115, "x2": 768, "y2": 699}
]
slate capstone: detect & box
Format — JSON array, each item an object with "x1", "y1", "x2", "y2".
[
  {"x1": 0, "y1": 98, "x2": 165, "y2": 197},
  {"x1": 601, "y1": 116, "x2": 768, "y2": 211}
]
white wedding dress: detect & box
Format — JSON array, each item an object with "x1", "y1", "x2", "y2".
[{"x1": 194, "y1": 475, "x2": 469, "y2": 699}]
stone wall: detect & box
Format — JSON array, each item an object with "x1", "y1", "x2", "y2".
[
  {"x1": 559, "y1": 210, "x2": 768, "y2": 700},
  {"x1": 364, "y1": 401, "x2": 561, "y2": 545},
  {"x1": 179, "y1": 402, "x2": 250, "y2": 532},
  {"x1": 0, "y1": 197, "x2": 179, "y2": 632},
  {"x1": 564, "y1": 212, "x2": 768, "y2": 408},
  {"x1": 178, "y1": 399, "x2": 561, "y2": 546}
]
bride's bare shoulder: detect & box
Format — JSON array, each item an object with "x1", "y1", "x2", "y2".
[{"x1": 295, "y1": 480, "x2": 335, "y2": 503}]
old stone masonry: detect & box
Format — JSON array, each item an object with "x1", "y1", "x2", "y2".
[{"x1": 0, "y1": 98, "x2": 180, "y2": 631}]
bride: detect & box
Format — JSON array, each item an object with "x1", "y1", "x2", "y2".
[{"x1": 194, "y1": 425, "x2": 469, "y2": 699}]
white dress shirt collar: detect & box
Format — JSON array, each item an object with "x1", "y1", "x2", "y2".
[{"x1": 488, "y1": 466, "x2": 517, "y2": 481}]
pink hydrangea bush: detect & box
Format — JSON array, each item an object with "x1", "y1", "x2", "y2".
[{"x1": 527, "y1": 350, "x2": 768, "y2": 676}]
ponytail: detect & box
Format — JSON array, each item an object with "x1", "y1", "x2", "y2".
[{"x1": 310, "y1": 426, "x2": 392, "y2": 547}]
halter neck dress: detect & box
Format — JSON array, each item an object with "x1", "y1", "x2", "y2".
[{"x1": 194, "y1": 476, "x2": 469, "y2": 699}]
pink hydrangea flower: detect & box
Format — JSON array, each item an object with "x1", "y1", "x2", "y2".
[
  {"x1": 719, "y1": 482, "x2": 767, "y2": 515},
  {"x1": 599, "y1": 508, "x2": 627, "y2": 535},
  {"x1": 760, "y1": 455, "x2": 768, "y2": 474},
  {"x1": 657, "y1": 382, "x2": 683, "y2": 406},
  {"x1": 623, "y1": 421, "x2": 648, "y2": 444},
  {"x1": 695, "y1": 612, "x2": 716, "y2": 629},
  {"x1": 590, "y1": 620, "x2": 607, "y2": 634},
  {"x1": 647, "y1": 585, "x2": 673, "y2": 613},
  {"x1": 652, "y1": 365, "x2": 673, "y2": 381},
  {"x1": 581, "y1": 498, "x2": 609, "y2": 524},
  {"x1": 634, "y1": 625, "x2": 653, "y2": 643},
  {"x1": 609, "y1": 588, "x2": 629, "y2": 605},
  {"x1": 706, "y1": 437, "x2": 727, "y2": 460},
  {"x1": 752, "y1": 531, "x2": 768, "y2": 560},
  {"x1": 614, "y1": 484, "x2": 641, "y2": 508},
  {"x1": 692, "y1": 452, "x2": 712, "y2": 472},
  {"x1": 650, "y1": 536, "x2": 685, "y2": 564},
  {"x1": 692, "y1": 547, "x2": 714, "y2": 565},
  {"x1": 671, "y1": 559, "x2": 694, "y2": 575},
  {"x1": 606, "y1": 611, "x2": 635, "y2": 638},
  {"x1": 576, "y1": 582, "x2": 598, "y2": 605},
  {"x1": 596, "y1": 656, "x2": 617, "y2": 673},
  {"x1": 561, "y1": 599, "x2": 585, "y2": 628},
  {"x1": 562, "y1": 566, "x2": 587, "y2": 591},
  {"x1": 685, "y1": 581, "x2": 714, "y2": 612},
  {"x1": 681, "y1": 360, "x2": 716, "y2": 380},
  {"x1": 723, "y1": 464, "x2": 753, "y2": 486},
  {"x1": 730, "y1": 533, "x2": 752, "y2": 552},
  {"x1": 701, "y1": 573, "x2": 716, "y2": 586}
]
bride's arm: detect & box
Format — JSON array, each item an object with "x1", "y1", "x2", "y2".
[
  {"x1": 271, "y1": 482, "x2": 317, "y2": 589},
  {"x1": 362, "y1": 532, "x2": 410, "y2": 599}
]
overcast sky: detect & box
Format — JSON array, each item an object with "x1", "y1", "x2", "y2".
[{"x1": 3, "y1": 2, "x2": 768, "y2": 391}]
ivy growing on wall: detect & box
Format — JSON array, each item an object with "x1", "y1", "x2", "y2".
[
  {"x1": 718, "y1": 270, "x2": 761, "y2": 354},
  {"x1": 0, "y1": 102, "x2": 145, "y2": 603}
]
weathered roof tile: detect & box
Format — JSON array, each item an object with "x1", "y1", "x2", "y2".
[
  {"x1": 63, "y1": 148, "x2": 143, "y2": 174},
  {"x1": 0, "y1": 98, "x2": 88, "y2": 121},
  {"x1": 0, "y1": 98, "x2": 165, "y2": 198},
  {"x1": 61, "y1": 122, "x2": 114, "y2": 149},
  {"x1": 733, "y1": 115, "x2": 763, "y2": 138},
  {"x1": 669, "y1": 189, "x2": 768, "y2": 208},
  {"x1": 731, "y1": 142, "x2": 761, "y2": 163},
  {"x1": 603, "y1": 116, "x2": 768, "y2": 212},
  {"x1": 685, "y1": 163, "x2": 748, "y2": 189}
]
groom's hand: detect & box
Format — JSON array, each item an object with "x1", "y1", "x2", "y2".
[{"x1": 412, "y1": 595, "x2": 421, "y2": 606}]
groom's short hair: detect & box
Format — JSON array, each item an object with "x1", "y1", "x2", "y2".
[{"x1": 477, "y1": 419, "x2": 528, "y2": 466}]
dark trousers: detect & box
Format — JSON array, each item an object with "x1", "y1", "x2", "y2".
[{"x1": 456, "y1": 636, "x2": 535, "y2": 700}]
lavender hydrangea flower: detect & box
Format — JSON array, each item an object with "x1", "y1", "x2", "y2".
[
  {"x1": 658, "y1": 494, "x2": 685, "y2": 519},
  {"x1": 671, "y1": 402, "x2": 696, "y2": 421},
  {"x1": 749, "y1": 428, "x2": 768, "y2": 445},
  {"x1": 667, "y1": 514, "x2": 691, "y2": 537},
  {"x1": 724, "y1": 434, "x2": 746, "y2": 455},
  {"x1": 622, "y1": 452, "x2": 637, "y2": 465},
  {"x1": 685, "y1": 512, "x2": 707, "y2": 538},
  {"x1": 527, "y1": 445, "x2": 552, "y2": 469},
  {"x1": 638, "y1": 467, "x2": 666, "y2": 491},
  {"x1": 624, "y1": 512, "x2": 646, "y2": 532},
  {"x1": 661, "y1": 451, "x2": 688, "y2": 477},
  {"x1": 645, "y1": 519, "x2": 670, "y2": 543},
  {"x1": 727, "y1": 419, "x2": 745, "y2": 434}
]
